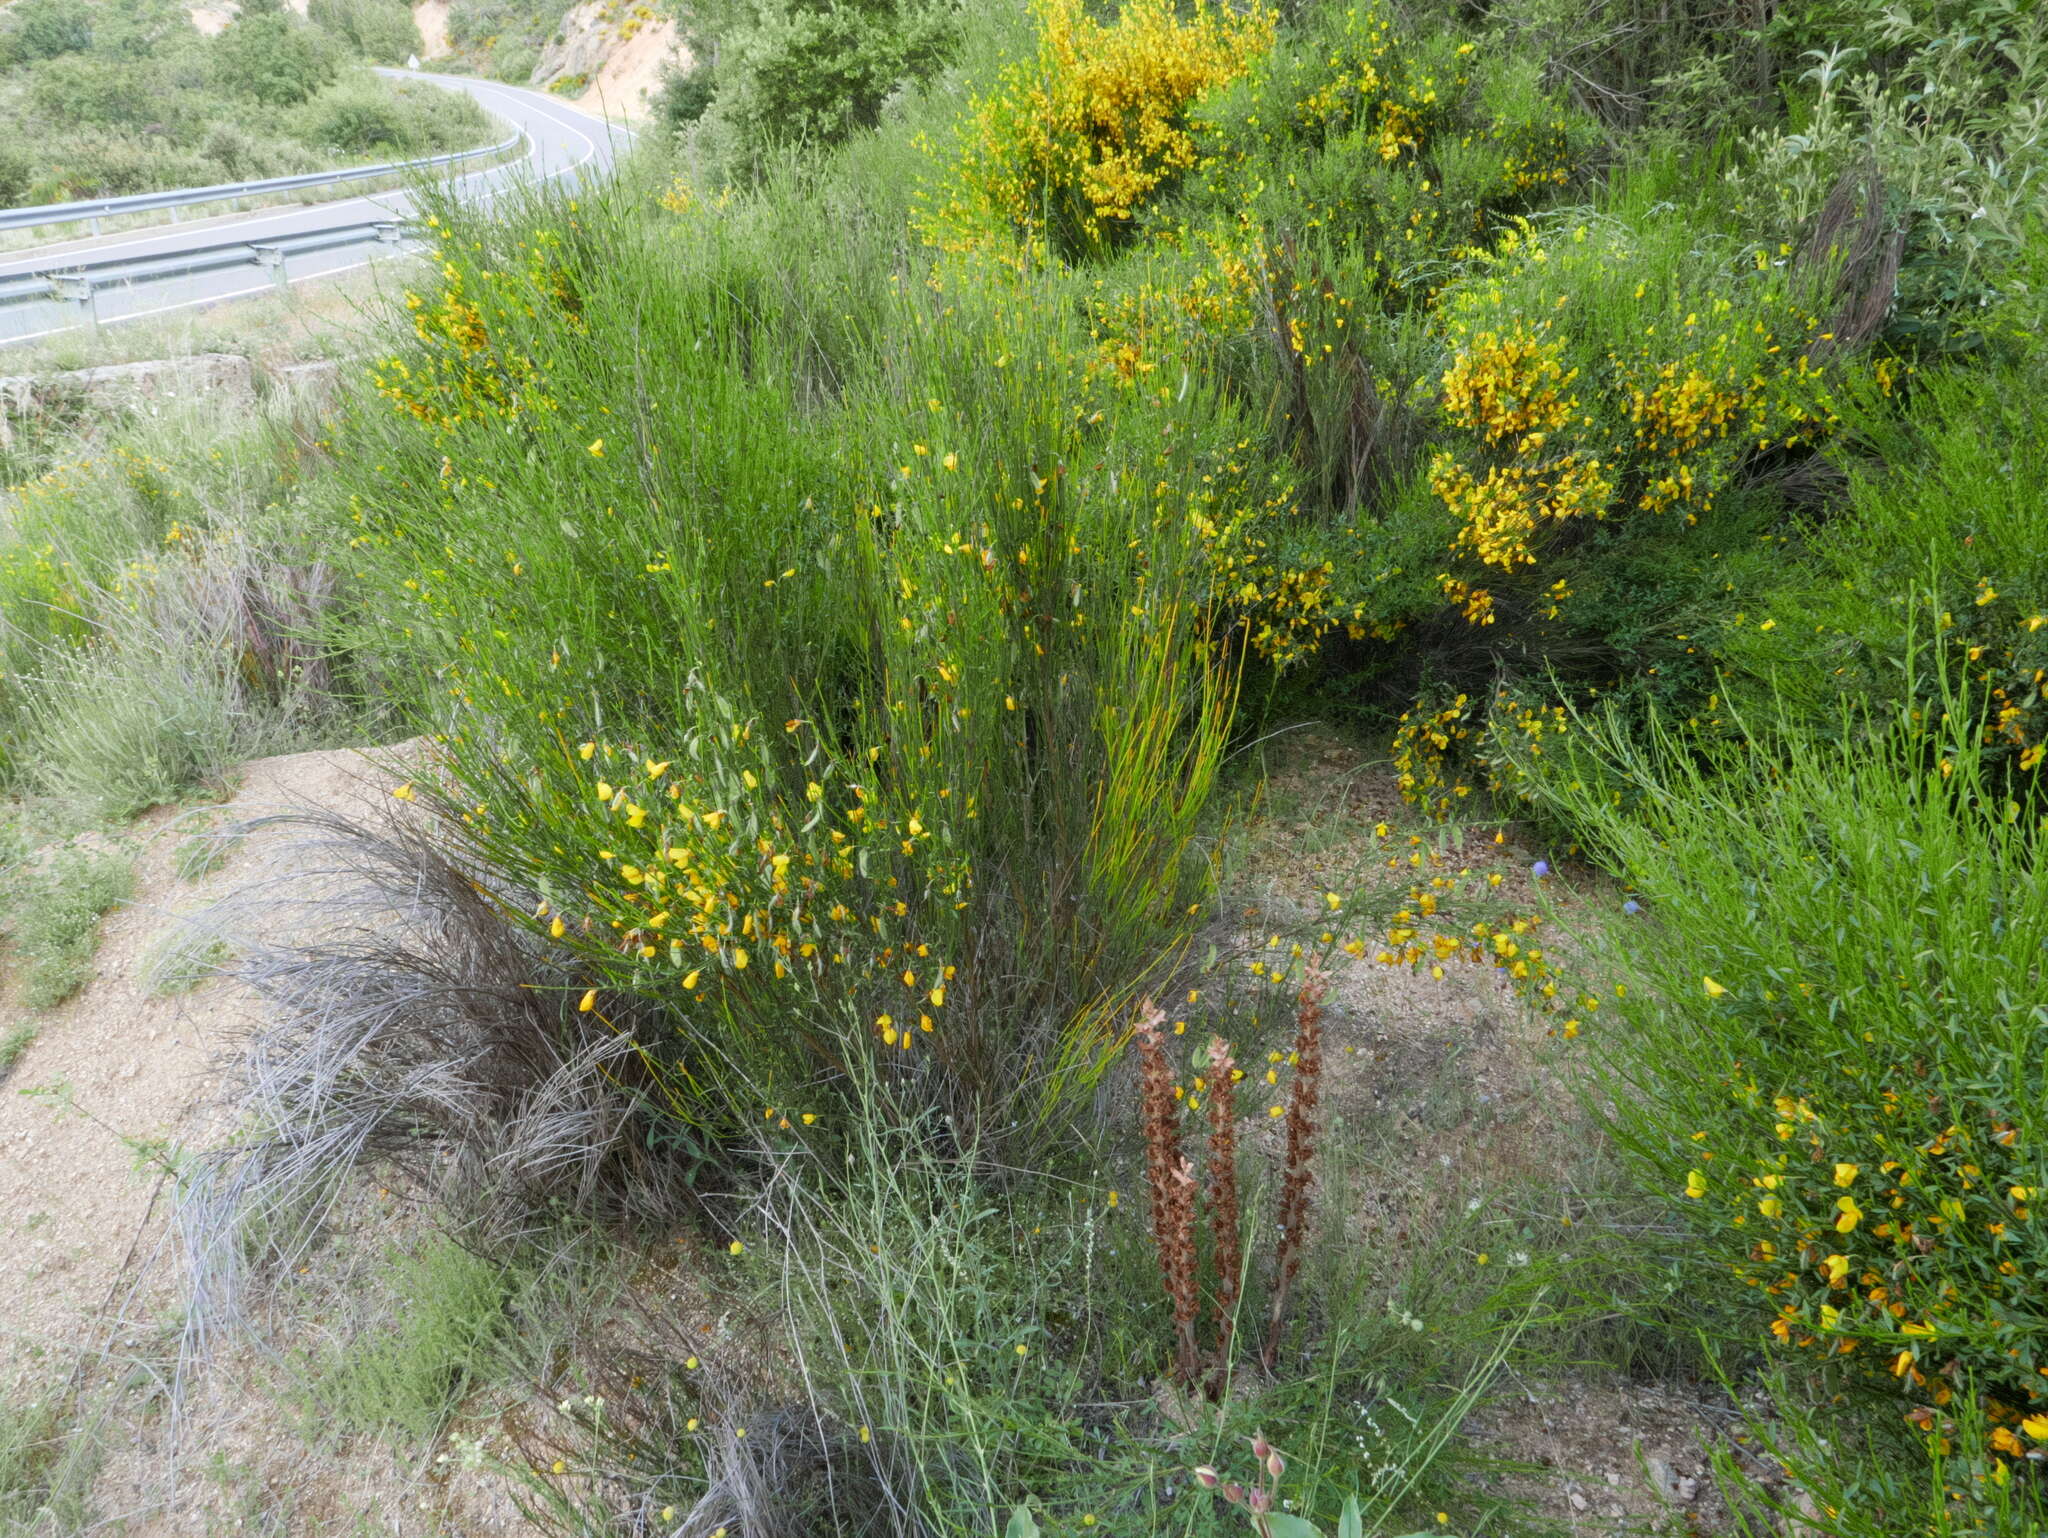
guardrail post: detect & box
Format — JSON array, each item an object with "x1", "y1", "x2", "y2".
[
  {"x1": 252, "y1": 245, "x2": 287, "y2": 292},
  {"x1": 88, "y1": 215, "x2": 101, "y2": 237},
  {"x1": 51, "y1": 275, "x2": 98, "y2": 329}
]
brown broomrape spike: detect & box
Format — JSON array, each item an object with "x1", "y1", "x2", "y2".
[
  {"x1": 1204, "y1": 1033, "x2": 1242, "y2": 1387},
  {"x1": 1134, "y1": 999, "x2": 1202, "y2": 1389},
  {"x1": 1263, "y1": 965, "x2": 1327, "y2": 1372}
]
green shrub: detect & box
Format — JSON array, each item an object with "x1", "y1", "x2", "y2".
[
  {"x1": 1393, "y1": 194, "x2": 1870, "y2": 796},
  {"x1": 1724, "y1": 355, "x2": 2048, "y2": 795},
  {"x1": 444, "y1": 0, "x2": 560, "y2": 55},
  {"x1": 86, "y1": 0, "x2": 192, "y2": 62},
  {"x1": 0, "y1": 143, "x2": 28, "y2": 204},
  {"x1": 0, "y1": 395, "x2": 359, "y2": 806},
  {"x1": 491, "y1": 44, "x2": 539, "y2": 83},
  {"x1": 686, "y1": 0, "x2": 958, "y2": 184},
  {"x1": 329, "y1": 132, "x2": 1244, "y2": 1148},
  {"x1": 1523, "y1": 694, "x2": 2048, "y2": 1518},
  {"x1": 0, "y1": 846, "x2": 135, "y2": 1009},
  {"x1": 211, "y1": 8, "x2": 340, "y2": 106},
  {"x1": 196, "y1": 118, "x2": 315, "y2": 180},
  {"x1": 24, "y1": 52, "x2": 163, "y2": 127},
  {"x1": 1728, "y1": 6, "x2": 2048, "y2": 347},
  {"x1": 297, "y1": 79, "x2": 408, "y2": 153},
  {"x1": 37, "y1": 130, "x2": 228, "y2": 198},
  {"x1": 653, "y1": 61, "x2": 716, "y2": 128},
  {"x1": 294, "y1": 1237, "x2": 510, "y2": 1439},
  {"x1": 1, "y1": 0, "x2": 94, "y2": 64},
  {"x1": 308, "y1": 0, "x2": 421, "y2": 65},
  {"x1": 379, "y1": 76, "x2": 495, "y2": 149}
]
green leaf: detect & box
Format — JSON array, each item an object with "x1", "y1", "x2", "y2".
[
  {"x1": 1261, "y1": 1517, "x2": 1324, "y2": 1538},
  {"x1": 1003, "y1": 1506, "x2": 1040, "y2": 1538},
  {"x1": 1337, "y1": 1495, "x2": 1364, "y2": 1538}
]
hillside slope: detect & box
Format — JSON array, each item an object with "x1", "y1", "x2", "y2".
[{"x1": 410, "y1": 0, "x2": 683, "y2": 119}]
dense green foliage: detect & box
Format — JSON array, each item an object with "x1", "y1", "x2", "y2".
[
  {"x1": 341, "y1": 152, "x2": 1238, "y2": 1144},
  {"x1": 0, "y1": 0, "x2": 479, "y2": 203},
  {"x1": 439, "y1": 0, "x2": 564, "y2": 85},
  {"x1": 1525, "y1": 688, "x2": 2048, "y2": 1531},
  {"x1": 673, "y1": 0, "x2": 959, "y2": 181},
  {"x1": 306, "y1": 0, "x2": 424, "y2": 65}
]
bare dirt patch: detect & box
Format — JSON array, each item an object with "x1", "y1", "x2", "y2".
[
  {"x1": 414, "y1": 0, "x2": 452, "y2": 59},
  {"x1": 1227, "y1": 725, "x2": 1741, "y2": 1535},
  {"x1": 0, "y1": 746, "x2": 552, "y2": 1532},
  {"x1": 570, "y1": 17, "x2": 686, "y2": 121},
  {"x1": 0, "y1": 747, "x2": 390, "y2": 1386}
]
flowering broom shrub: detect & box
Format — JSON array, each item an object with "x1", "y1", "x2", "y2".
[
  {"x1": 1376, "y1": 193, "x2": 1891, "y2": 815},
  {"x1": 334, "y1": 169, "x2": 1246, "y2": 1149},
  {"x1": 1525, "y1": 694, "x2": 2048, "y2": 1516},
  {"x1": 1428, "y1": 214, "x2": 1852, "y2": 574},
  {"x1": 922, "y1": 0, "x2": 1275, "y2": 259},
  {"x1": 1190, "y1": 2, "x2": 1589, "y2": 276}
]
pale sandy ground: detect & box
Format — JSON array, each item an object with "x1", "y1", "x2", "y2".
[
  {"x1": 0, "y1": 742, "x2": 543, "y2": 1533},
  {"x1": 413, "y1": 0, "x2": 451, "y2": 59},
  {"x1": 569, "y1": 15, "x2": 687, "y2": 123},
  {"x1": 1223, "y1": 727, "x2": 1746, "y2": 1534},
  {"x1": 0, "y1": 747, "x2": 389, "y2": 1386}
]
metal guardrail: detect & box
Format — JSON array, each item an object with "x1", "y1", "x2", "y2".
[
  {"x1": 0, "y1": 131, "x2": 521, "y2": 236},
  {"x1": 0, "y1": 219, "x2": 421, "y2": 328}
]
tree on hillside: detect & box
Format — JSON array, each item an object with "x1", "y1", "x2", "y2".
[
  {"x1": 0, "y1": 0, "x2": 95, "y2": 65},
  {"x1": 683, "y1": 0, "x2": 957, "y2": 179},
  {"x1": 308, "y1": 0, "x2": 424, "y2": 68},
  {"x1": 212, "y1": 1, "x2": 340, "y2": 104},
  {"x1": 91, "y1": 0, "x2": 198, "y2": 60}
]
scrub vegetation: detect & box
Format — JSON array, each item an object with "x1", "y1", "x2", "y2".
[
  {"x1": 3, "y1": 0, "x2": 2046, "y2": 1532},
  {"x1": 0, "y1": 0, "x2": 490, "y2": 205}
]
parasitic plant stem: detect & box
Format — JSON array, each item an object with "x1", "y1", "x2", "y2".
[{"x1": 1263, "y1": 966, "x2": 1326, "y2": 1372}]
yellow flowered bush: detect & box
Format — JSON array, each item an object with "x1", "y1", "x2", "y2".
[
  {"x1": 374, "y1": 216, "x2": 581, "y2": 439},
  {"x1": 1191, "y1": 5, "x2": 1588, "y2": 293},
  {"x1": 330, "y1": 167, "x2": 1252, "y2": 1148},
  {"x1": 1390, "y1": 692, "x2": 1475, "y2": 817},
  {"x1": 1429, "y1": 218, "x2": 1845, "y2": 569},
  {"x1": 450, "y1": 680, "x2": 974, "y2": 1117},
  {"x1": 1066, "y1": 4, "x2": 1602, "y2": 676},
  {"x1": 1389, "y1": 207, "x2": 1870, "y2": 814},
  {"x1": 924, "y1": 0, "x2": 1276, "y2": 258}
]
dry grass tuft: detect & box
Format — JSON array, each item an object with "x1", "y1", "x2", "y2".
[{"x1": 177, "y1": 806, "x2": 703, "y2": 1362}]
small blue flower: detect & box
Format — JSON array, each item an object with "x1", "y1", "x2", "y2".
[
  {"x1": 1531, "y1": 860, "x2": 1551, "y2": 879},
  {"x1": 1622, "y1": 899, "x2": 1643, "y2": 916}
]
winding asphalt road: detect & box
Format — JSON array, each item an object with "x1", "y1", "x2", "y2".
[{"x1": 0, "y1": 70, "x2": 635, "y2": 343}]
